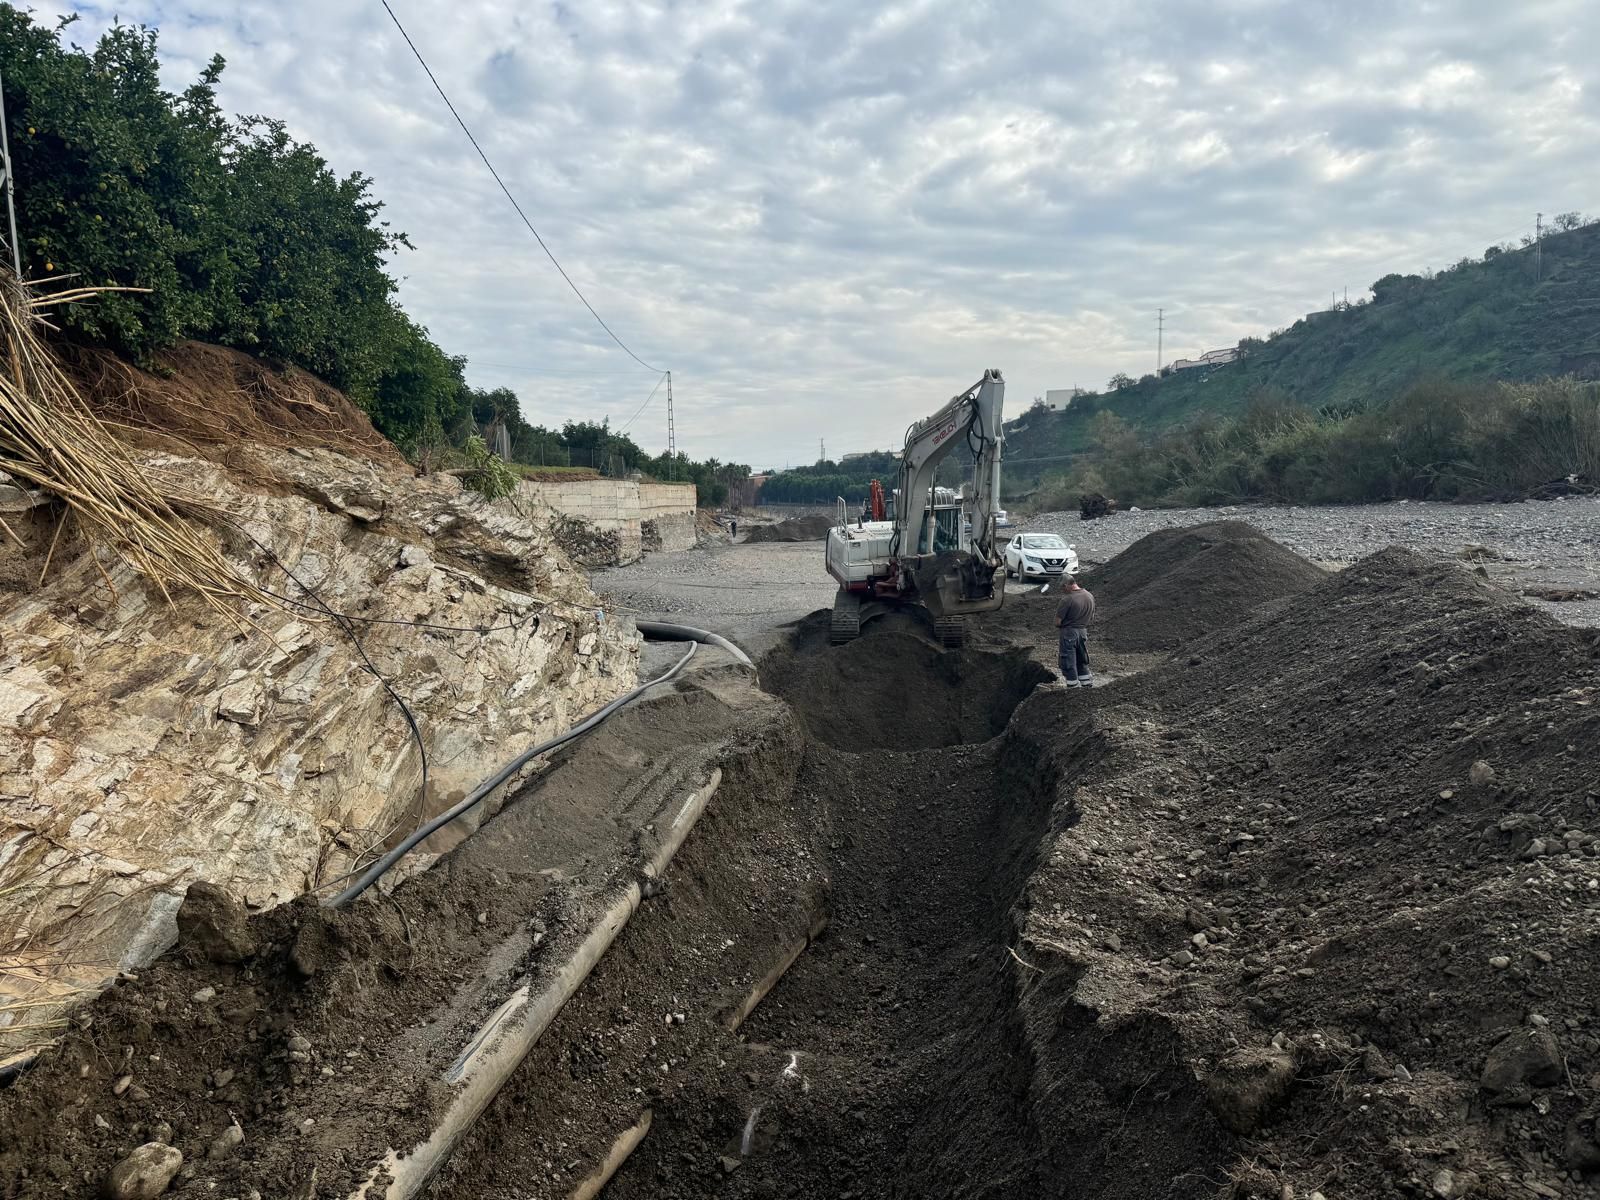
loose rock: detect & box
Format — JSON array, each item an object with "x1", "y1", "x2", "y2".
[
  {"x1": 175, "y1": 882, "x2": 257, "y2": 965},
  {"x1": 102, "y1": 1142, "x2": 183, "y2": 1199},
  {"x1": 1480, "y1": 1027, "x2": 1562, "y2": 1093},
  {"x1": 206, "y1": 1123, "x2": 244, "y2": 1161},
  {"x1": 1207, "y1": 1046, "x2": 1297, "y2": 1134},
  {"x1": 1566, "y1": 1108, "x2": 1600, "y2": 1175}
]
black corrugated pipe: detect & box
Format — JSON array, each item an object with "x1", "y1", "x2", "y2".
[
  {"x1": 633, "y1": 620, "x2": 754, "y2": 668},
  {"x1": 323, "y1": 621, "x2": 752, "y2": 909}
]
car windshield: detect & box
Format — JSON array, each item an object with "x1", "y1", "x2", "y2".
[{"x1": 1019, "y1": 535, "x2": 1067, "y2": 550}]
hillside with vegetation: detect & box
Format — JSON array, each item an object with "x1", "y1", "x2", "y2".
[
  {"x1": 1004, "y1": 219, "x2": 1600, "y2": 502},
  {"x1": 0, "y1": 6, "x2": 745, "y2": 503}
]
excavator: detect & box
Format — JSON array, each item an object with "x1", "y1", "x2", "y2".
[{"x1": 823, "y1": 369, "x2": 1007, "y2": 647}]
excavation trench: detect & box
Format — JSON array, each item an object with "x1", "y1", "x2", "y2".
[{"x1": 432, "y1": 618, "x2": 1087, "y2": 1199}]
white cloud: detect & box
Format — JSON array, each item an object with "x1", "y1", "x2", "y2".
[{"x1": 28, "y1": 0, "x2": 1600, "y2": 466}]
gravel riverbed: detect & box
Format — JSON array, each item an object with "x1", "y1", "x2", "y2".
[{"x1": 599, "y1": 498, "x2": 1600, "y2": 651}]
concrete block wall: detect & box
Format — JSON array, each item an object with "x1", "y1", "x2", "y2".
[
  {"x1": 648, "y1": 511, "x2": 698, "y2": 552},
  {"x1": 518, "y1": 478, "x2": 697, "y2": 565}
]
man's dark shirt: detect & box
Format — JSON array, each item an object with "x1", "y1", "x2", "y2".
[{"x1": 1056, "y1": 588, "x2": 1095, "y2": 630}]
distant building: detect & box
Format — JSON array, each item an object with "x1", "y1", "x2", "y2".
[
  {"x1": 1043, "y1": 388, "x2": 1083, "y2": 411},
  {"x1": 840, "y1": 451, "x2": 875, "y2": 465},
  {"x1": 1167, "y1": 346, "x2": 1239, "y2": 373}
]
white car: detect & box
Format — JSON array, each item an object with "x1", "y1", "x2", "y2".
[{"x1": 1004, "y1": 532, "x2": 1079, "y2": 580}]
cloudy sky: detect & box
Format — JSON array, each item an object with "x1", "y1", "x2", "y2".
[{"x1": 29, "y1": 0, "x2": 1600, "y2": 467}]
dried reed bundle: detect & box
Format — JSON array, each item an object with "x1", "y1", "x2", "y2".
[{"x1": 0, "y1": 272, "x2": 277, "y2": 624}]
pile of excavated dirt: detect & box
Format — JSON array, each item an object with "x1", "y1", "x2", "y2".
[
  {"x1": 696, "y1": 508, "x2": 732, "y2": 546},
  {"x1": 758, "y1": 611, "x2": 1051, "y2": 749},
  {"x1": 742, "y1": 514, "x2": 833, "y2": 543},
  {"x1": 1017, "y1": 548, "x2": 1600, "y2": 1198},
  {"x1": 1085, "y1": 519, "x2": 1327, "y2": 651}
]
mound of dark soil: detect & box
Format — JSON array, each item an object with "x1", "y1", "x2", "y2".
[
  {"x1": 759, "y1": 613, "x2": 1051, "y2": 749},
  {"x1": 743, "y1": 514, "x2": 834, "y2": 543},
  {"x1": 1019, "y1": 547, "x2": 1600, "y2": 1197},
  {"x1": 1087, "y1": 519, "x2": 1326, "y2": 650}
]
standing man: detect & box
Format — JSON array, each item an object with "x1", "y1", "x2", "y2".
[{"x1": 1055, "y1": 575, "x2": 1095, "y2": 687}]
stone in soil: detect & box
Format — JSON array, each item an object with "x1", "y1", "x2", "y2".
[
  {"x1": 103, "y1": 1143, "x2": 183, "y2": 1200},
  {"x1": 175, "y1": 882, "x2": 257, "y2": 964}
]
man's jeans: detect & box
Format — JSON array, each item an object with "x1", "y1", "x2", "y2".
[{"x1": 1059, "y1": 627, "x2": 1091, "y2": 682}]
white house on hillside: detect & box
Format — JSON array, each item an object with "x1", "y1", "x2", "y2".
[{"x1": 1167, "y1": 346, "x2": 1240, "y2": 373}]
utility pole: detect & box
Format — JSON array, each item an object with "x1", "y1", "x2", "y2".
[
  {"x1": 1156, "y1": 308, "x2": 1164, "y2": 373},
  {"x1": 1535, "y1": 212, "x2": 1543, "y2": 283},
  {"x1": 0, "y1": 68, "x2": 23, "y2": 279},
  {"x1": 820, "y1": 438, "x2": 825, "y2": 463},
  {"x1": 665, "y1": 371, "x2": 675, "y2": 479}
]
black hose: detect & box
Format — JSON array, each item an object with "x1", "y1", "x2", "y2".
[
  {"x1": 633, "y1": 620, "x2": 754, "y2": 668},
  {"x1": 324, "y1": 641, "x2": 698, "y2": 908}
]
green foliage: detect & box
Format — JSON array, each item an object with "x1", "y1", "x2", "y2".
[
  {"x1": 0, "y1": 6, "x2": 752, "y2": 506},
  {"x1": 458, "y1": 434, "x2": 516, "y2": 501},
  {"x1": 1, "y1": 12, "x2": 235, "y2": 353},
  {"x1": 760, "y1": 449, "x2": 899, "y2": 504},
  {"x1": 0, "y1": 5, "x2": 444, "y2": 445},
  {"x1": 1025, "y1": 377, "x2": 1600, "y2": 511},
  {"x1": 1005, "y1": 221, "x2": 1600, "y2": 494}
]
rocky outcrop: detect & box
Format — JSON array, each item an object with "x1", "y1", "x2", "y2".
[{"x1": 0, "y1": 445, "x2": 637, "y2": 1063}]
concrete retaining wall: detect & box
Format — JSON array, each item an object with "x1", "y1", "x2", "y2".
[{"x1": 517, "y1": 478, "x2": 697, "y2": 564}]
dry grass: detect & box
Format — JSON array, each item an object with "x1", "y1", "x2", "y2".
[{"x1": 0, "y1": 271, "x2": 280, "y2": 627}]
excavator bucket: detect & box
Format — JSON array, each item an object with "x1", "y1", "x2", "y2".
[{"x1": 913, "y1": 551, "x2": 1006, "y2": 620}]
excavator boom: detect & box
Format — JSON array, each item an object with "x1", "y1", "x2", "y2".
[{"x1": 823, "y1": 369, "x2": 1007, "y2": 645}]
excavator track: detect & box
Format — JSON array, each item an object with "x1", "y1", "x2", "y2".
[
  {"x1": 934, "y1": 616, "x2": 966, "y2": 649},
  {"x1": 830, "y1": 590, "x2": 862, "y2": 644}
]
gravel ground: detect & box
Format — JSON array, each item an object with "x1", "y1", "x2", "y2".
[
  {"x1": 600, "y1": 497, "x2": 1600, "y2": 661},
  {"x1": 1023, "y1": 496, "x2": 1600, "y2": 626},
  {"x1": 595, "y1": 540, "x2": 838, "y2": 665}
]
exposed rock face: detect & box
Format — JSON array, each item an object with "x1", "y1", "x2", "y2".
[{"x1": 0, "y1": 445, "x2": 637, "y2": 1060}]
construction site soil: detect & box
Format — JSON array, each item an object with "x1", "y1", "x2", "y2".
[
  {"x1": 4, "y1": 525, "x2": 1600, "y2": 1200},
  {"x1": 1084, "y1": 519, "x2": 1329, "y2": 651},
  {"x1": 740, "y1": 515, "x2": 834, "y2": 544}
]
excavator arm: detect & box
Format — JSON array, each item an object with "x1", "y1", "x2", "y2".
[
  {"x1": 893, "y1": 369, "x2": 1006, "y2": 618},
  {"x1": 822, "y1": 369, "x2": 1007, "y2": 645}
]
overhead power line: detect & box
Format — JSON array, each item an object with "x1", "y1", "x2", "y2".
[
  {"x1": 469, "y1": 358, "x2": 662, "y2": 377},
  {"x1": 617, "y1": 370, "x2": 669, "y2": 434},
  {"x1": 379, "y1": 0, "x2": 664, "y2": 374}
]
